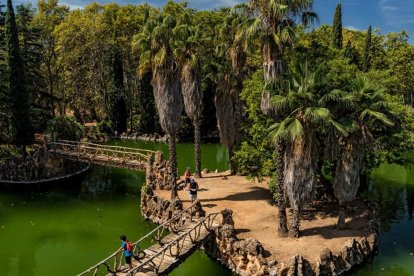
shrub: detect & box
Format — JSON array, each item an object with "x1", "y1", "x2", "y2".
[
  {"x1": 97, "y1": 119, "x2": 114, "y2": 136},
  {"x1": 268, "y1": 175, "x2": 279, "y2": 203},
  {"x1": 47, "y1": 116, "x2": 84, "y2": 141}
]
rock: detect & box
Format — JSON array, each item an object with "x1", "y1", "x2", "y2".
[
  {"x1": 202, "y1": 168, "x2": 209, "y2": 174},
  {"x1": 221, "y1": 209, "x2": 234, "y2": 226}
]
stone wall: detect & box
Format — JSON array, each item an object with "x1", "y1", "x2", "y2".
[
  {"x1": 140, "y1": 188, "x2": 183, "y2": 223},
  {"x1": 145, "y1": 152, "x2": 174, "y2": 190},
  {"x1": 203, "y1": 206, "x2": 380, "y2": 276},
  {"x1": 140, "y1": 188, "x2": 206, "y2": 223}
]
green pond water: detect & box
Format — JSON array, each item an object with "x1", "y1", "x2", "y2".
[{"x1": 0, "y1": 140, "x2": 413, "y2": 275}]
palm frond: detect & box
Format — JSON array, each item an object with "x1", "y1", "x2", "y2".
[
  {"x1": 360, "y1": 109, "x2": 394, "y2": 126},
  {"x1": 304, "y1": 107, "x2": 332, "y2": 124},
  {"x1": 319, "y1": 89, "x2": 342, "y2": 106},
  {"x1": 268, "y1": 117, "x2": 304, "y2": 144}
]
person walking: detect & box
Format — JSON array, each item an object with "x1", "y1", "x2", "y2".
[
  {"x1": 184, "y1": 167, "x2": 191, "y2": 185},
  {"x1": 120, "y1": 235, "x2": 133, "y2": 270},
  {"x1": 186, "y1": 178, "x2": 199, "y2": 203}
]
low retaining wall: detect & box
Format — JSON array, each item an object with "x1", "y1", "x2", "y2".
[
  {"x1": 140, "y1": 188, "x2": 380, "y2": 275},
  {"x1": 140, "y1": 188, "x2": 205, "y2": 223},
  {"x1": 204, "y1": 206, "x2": 379, "y2": 276}
]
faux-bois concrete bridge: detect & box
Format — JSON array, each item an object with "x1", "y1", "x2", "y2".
[
  {"x1": 48, "y1": 140, "x2": 157, "y2": 171},
  {"x1": 77, "y1": 203, "x2": 221, "y2": 276}
]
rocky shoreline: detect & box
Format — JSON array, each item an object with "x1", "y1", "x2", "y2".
[{"x1": 140, "y1": 156, "x2": 380, "y2": 275}]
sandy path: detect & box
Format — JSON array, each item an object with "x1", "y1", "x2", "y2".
[{"x1": 157, "y1": 171, "x2": 370, "y2": 264}]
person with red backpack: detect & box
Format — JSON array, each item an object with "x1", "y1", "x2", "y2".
[{"x1": 120, "y1": 235, "x2": 133, "y2": 269}]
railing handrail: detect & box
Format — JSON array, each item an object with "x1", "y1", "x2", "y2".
[
  {"x1": 76, "y1": 201, "x2": 201, "y2": 276},
  {"x1": 125, "y1": 212, "x2": 221, "y2": 275},
  {"x1": 55, "y1": 140, "x2": 157, "y2": 154},
  {"x1": 50, "y1": 142, "x2": 149, "y2": 159}
]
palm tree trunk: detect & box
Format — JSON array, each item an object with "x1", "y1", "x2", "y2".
[
  {"x1": 289, "y1": 208, "x2": 300, "y2": 238},
  {"x1": 229, "y1": 145, "x2": 236, "y2": 175},
  {"x1": 261, "y1": 39, "x2": 283, "y2": 114},
  {"x1": 169, "y1": 133, "x2": 178, "y2": 199},
  {"x1": 337, "y1": 203, "x2": 347, "y2": 229},
  {"x1": 194, "y1": 118, "x2": 202, "y2": 178},
  {"x1": 276, "y1": 142, "x2": 288, "y2": 237}
]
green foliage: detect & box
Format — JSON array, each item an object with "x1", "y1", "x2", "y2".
[
  {"x1": 370, "y1": 101, "x2": 414, "y2": 166},
  {"x1": 137, "y1": 71, "x2": 158, "y2": 134},
  {"x1": 6, "y1": 0, "x2": 33, "y2": 148},
  {"x1": 232, "y1": 70, "x2": 275, "y2": 179},
  {"x1": 268, "y1": 175, "x2": 278, "y2": 203},
  {"x1": 362, "y1": 26, "x2": 372, "y2": 72},
  {"x1": 47, "y1": 115, "x2": 83, "y2": 141},
  {"x1": 97, "y1": 119, "x2": 113, "y2": 135},
  {"x1": 110, "y1": 45, "x2": 127, "y2": 134},
  {"x1": 332, "y1": 3, "x2": 342, "y2": 49}
]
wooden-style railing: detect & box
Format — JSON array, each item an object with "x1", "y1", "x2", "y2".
[
  {"x1": 77, "y1": 202, "x2": 220, "y2": 276},
  {"x1": 125, "y1": 212, "x2": 221, "y2": 275},
  {"x1": 48, "y1": 140, "x2": 157, "y2": 169}
]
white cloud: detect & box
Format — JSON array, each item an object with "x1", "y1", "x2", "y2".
[
  {"x1": 345, "y1": 26, "x2": 361, "y2": 31},
  {"x1": 381, "y1": 6, "x2": 398, "y2": 11},
  {"x1": 378, "y1": 0, "x2": 414, "y2": 27}
]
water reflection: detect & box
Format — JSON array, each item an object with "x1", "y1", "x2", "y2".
[
  {"x1": 353, "y1": 163, "x2": 414, "y2": 275},
  {"x1": 79, "y1": 166, "x2": 145, "y2": 200}
]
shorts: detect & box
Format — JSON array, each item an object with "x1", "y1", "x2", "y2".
[
  {"x1": 125, "y1": 255, "x2": 132, "y2": 264},
  {"x1": 189, "y1": 193, "x2": 197, "y2": 201}
]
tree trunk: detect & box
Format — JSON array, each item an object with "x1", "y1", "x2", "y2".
[
  {"x1": 22, "y1": 145, "x2": 27, "y2": 161},
  {"x1": 229, "y1": 145, "x2": 236, "y2": 175},
  {"x1": 260, "y1": 38, "x2": 283, "y2": 115},
  {"x1": 194, "y1": 118, "x2": 202, "y2": 178},
  {"x1": 337, "y1": 203, "x2": 347, "y2": 230},
  {"x1": 289, "y1": 208, "x2": 300, "y2": 238},
  {"x1": 169, "y1": 133, "x2": 178, "y2": 199},
  {"x1": 276, "y1": 142, "x2": 288, "y2": 237}
]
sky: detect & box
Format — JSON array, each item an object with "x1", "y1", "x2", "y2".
[{"x1": 9, "y1": 0, "x2": 414, "y2": 42}]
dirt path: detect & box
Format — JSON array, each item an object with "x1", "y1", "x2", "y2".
[{"x1": 156, "y1": 171, "x2": 370, "y2": 265}]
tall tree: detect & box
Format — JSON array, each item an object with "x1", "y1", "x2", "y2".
[
  {"x1": 268, "y1": 62, "x2": 346, "y2": 237},
  {"x1": 332, "y1": 3, "x2": 342, "y2": 49},
  {"x1": 33, "y1": 0, "x2": 69, "y2": 117},
  {"x1": 134, "y1": 11, "x2": 184, "y2": 199},
  {"x1": 333, "y1": 76, "x2": 393, "y2": 229},
  {"x1": 246, "y1": 0, "x2": 317, "y2": 235},
  {"x1": 0, "y1": 3, "x2": 10, "y2": 142},
  {"x1": 344, "y1": 40, "x2": 359, "y2": 66},
  {"x1": 111, "y1": 44, "x2": 127, "y2": 134},
  {"x1": 16, "y1": 3, "x2": 51, "y2": 131},
  {"x1": 362, "y1": 25, "x2": 372, "y2": 72},
  {"x1": 137, "y1": 71, "x2": 157, "y2": 133},
  {"x1": 246, "y1": 0, "x2": 317, "y2": 113},
  {"x1": 5, "y1": 0, "x2": 33, "y2": 156},
  {"x1": 176, "y1": 24, "x2": 203, "y2": 177}
]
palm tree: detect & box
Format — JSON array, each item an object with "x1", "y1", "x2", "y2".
[
  {"x1": 245, "y1": 0, "x2": 317, "y2": 236},
  {"x1": 333, "y1": 76, "x2": 393, "y2": 229},
  {"x1": 212, "y1": 34, "x2": 238, "y2": 173},
  {"x1": 175, "y1": 24, "x2": 203, "y2": 177},
  {"x1": 212, "y1": 6, "x2": 251, "y2": 174},
  {"x1": 268, "y1": 62, "x2": 346, "y2": 237},
  {"x1": 246, "y1": 0, "x2": 317, "y2": 114},
  {"x1": 133, "y1": 14, "x2": 183, "y2": 199}
]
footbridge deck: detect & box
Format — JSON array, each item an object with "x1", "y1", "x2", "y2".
[
  {"x1": 48, "y1": 140, "x2": 157, "y2": 171},
  {"x1": 77, "y1": 203, "x2": 221, "y2": 276}
]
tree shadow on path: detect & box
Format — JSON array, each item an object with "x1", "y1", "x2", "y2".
[{"x1": 199, "y1": 186, "x2": 271, "y2": 202}]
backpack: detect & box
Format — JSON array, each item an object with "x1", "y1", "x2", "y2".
[{"x1": 126, "y1": 241, "x2": 133, "y2": 252}]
